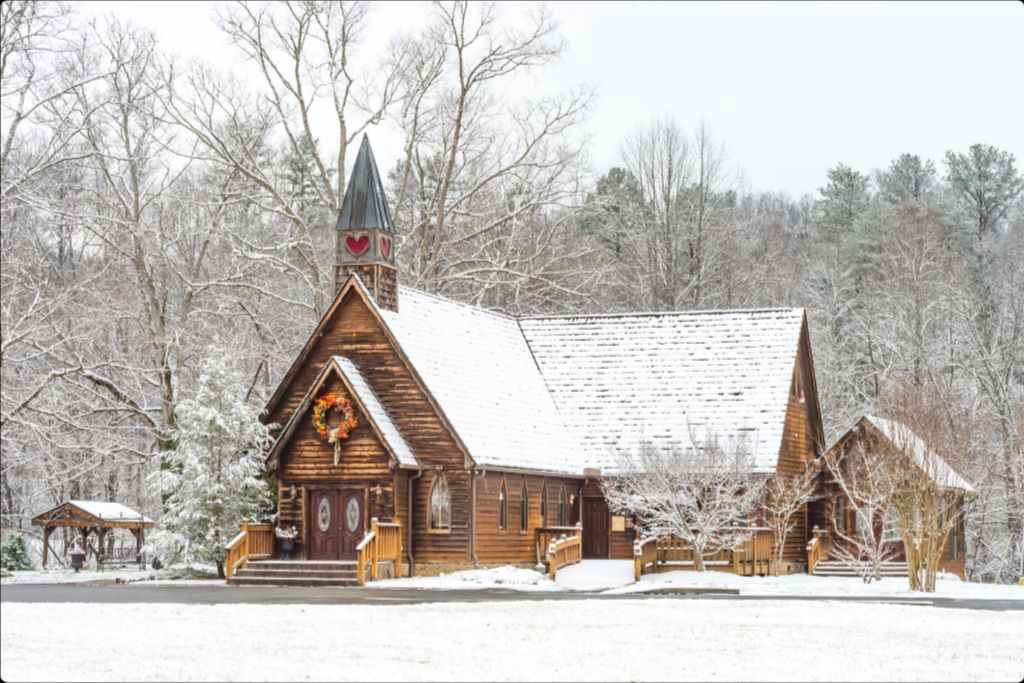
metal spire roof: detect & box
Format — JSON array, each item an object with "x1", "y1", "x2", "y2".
[{"x1": 335, "y1": 134, "x2": 395, "y2": 233}]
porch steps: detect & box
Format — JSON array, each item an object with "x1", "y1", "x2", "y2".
[
  {"x1": 229, "y1": 560, "x2": 359, "y2": 587},
  {"x1": 813, "y1": 560, "x2": 908, "y2": 578}
]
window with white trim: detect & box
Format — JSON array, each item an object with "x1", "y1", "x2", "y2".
[{"x1": 429, "y1": 474, "x2": 451, "y2": 531}]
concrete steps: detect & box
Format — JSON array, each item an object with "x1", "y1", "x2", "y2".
[
  {"x1": 813, "y1": 560, "x2": 908, "y2": 578},
  {"x1": 229, "y1": 560, "x2": 359, "y2": 587}
]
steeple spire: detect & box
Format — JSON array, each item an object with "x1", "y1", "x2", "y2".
[
  {"x1": 336, "y1": 135, "x2": 395, "y2": 233},
  {"x1": 334, "y1": 135, "x2": 398, "y2": 310}
]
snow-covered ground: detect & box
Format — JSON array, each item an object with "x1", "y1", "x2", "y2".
[
  {"x1": 369, "y1": 561, "x2": 1022, "y2": 600},
  {"x1": 2, "y1": 600, "x2": 1021, "y2": 681},
  {"x1": 0, "y1": 563, "x2": 220, "y2": 586},
  {"x1": 370, "y1": 560, "x2": 636, "y2": 592},
  {"x1": 609, "y1": 569, "x2": 1024, "y2": 600},
  {"x1": 370, "y1": 565, "x2": 565, "y2": 592}
]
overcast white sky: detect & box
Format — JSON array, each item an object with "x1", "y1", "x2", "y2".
[{"x1": 81, "y1": 0, "x2": 1023, "y2": 197}]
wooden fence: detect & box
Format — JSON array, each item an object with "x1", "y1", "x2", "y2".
[
  {"x1": 545, "y1": 523, "x2": 583, "y2": 579},
  {"x1": 224, "y1": 521, "x2": 274, "y2": 581},
  {"x1": 632, "y1": 528, "x2": 774, "y2": 579},
  {"x1": 356, "y1": 518, "x2": 402, "y2": 585}
]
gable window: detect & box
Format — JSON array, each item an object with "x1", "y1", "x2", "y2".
[
  {"x1": 881, "y1": 507, "x2": 900, "y2": 542},
  {"x1": 519, "y1": 480, "x2": 529, "y2": 532},
  {"x1": 558, "y1": 485, "x2": 568, "y2": 526},
  {"x1": 540, "y1": 483, "x2": 548, "y2": 528},
  {"x1": 429, "y1": 474, "x2": 451, "y2": 531},
  {"x1": 498, "y1": 479, "x2": 507, "y2": 531}
]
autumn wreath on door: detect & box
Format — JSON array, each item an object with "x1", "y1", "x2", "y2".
[{"x1": 311, "y1": 392, "x2": 359, "y2": 465}]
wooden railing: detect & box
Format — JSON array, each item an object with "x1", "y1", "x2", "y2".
[
  {"x1": 806, "y1": 526, "x2": 830, "y2": 575},
  {"x1": 535, "y1": 526, "x2": 581, "y2": 566},
  {"x1": 732, "y1": 528, "x2": 772, "y2": 576},
  {"x1": 224, "y1": 521, "x2": 274, "y2": 581},
  {"x1": 632, "y1": 528, "x2": 774, "y2": 578},
  {"x1": 633, "y1": 537, "x2": 658, "y2": 581},
  {"x1": 356, "y1": 518, "x2": 402, "y2": 585},
  {"x1": 546, "y1": 523, "x2": 583, "y2": 580}
]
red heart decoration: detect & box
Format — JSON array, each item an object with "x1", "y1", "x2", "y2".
[
  {"x1": 379, "y1": 236, "x2": 391, "y2": 258},
  {"x1": 345, "y1": 235, "x2": 369, "y2": 256}
]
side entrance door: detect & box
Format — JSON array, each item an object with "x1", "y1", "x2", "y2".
[
  {"x1": 582, "y1": 497, "x2": 609, "y2": 558},
  {"x1": 308, "y1": 490, "x2": 340, "y2": 560},
  {"x1": 339, "y1": 489, "x2": 364, "y2": 560}
]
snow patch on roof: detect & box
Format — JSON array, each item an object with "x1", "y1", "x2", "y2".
[
  {"x1": 518, "y1": 309, "x2": 806, "y2": 473},
  {"x1": 863, "y1": 415, "x2": 976, "y2": 493},
  {"x1": 331, "y1": 356, "x2": 418, "y2": 468},
  {"x1": 70, "y1": 500, "x2": 153, "y2": 523},
  {"x1": 379, "y1": 288, "x2": 584, "y2": 474}
]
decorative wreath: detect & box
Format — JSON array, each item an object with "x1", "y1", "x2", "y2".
[{"x1": 312, "y1": 392, "x2": 359, "y2": 464}]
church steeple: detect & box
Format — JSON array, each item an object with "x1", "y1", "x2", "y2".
[{"x1": 335, "y1": 135, "x2": 398, "y2": 310}]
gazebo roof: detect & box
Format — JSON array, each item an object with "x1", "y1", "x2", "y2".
[{"x1": 31, "y1": 500, "x2": 154, "y2": 529}]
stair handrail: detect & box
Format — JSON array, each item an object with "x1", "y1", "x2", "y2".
[
  {"x1": 224, "y1": 520, "x2": 275, "y2": 581},
  {"x1": 356, "y1": 518, "x2": 403, "y2": 585}
]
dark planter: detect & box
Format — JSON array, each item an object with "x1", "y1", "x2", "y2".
[
  {"x1": 70, "y1": 551, "x2": 86, "y2": 572},
  {"x1": 279, "y1": 537, "x2": 295, "y2": 561}
]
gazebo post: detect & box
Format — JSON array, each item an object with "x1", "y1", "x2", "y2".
[
  {"x1": 97, "y1": 525, "x2": 107, "y2": 571},
  {"x1": 42, "y1": 526, "x2": 53, "y2": 569},
  {"x1": 81, "y1": 527, "x2": 90, "y2": 562}
]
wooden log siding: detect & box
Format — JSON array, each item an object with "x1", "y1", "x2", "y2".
[
  {"x1": 267, "y1": 288, "x2": 472, "y2": 565},
  {"x1": 474, "y1": 472, "x2": 583, "y2": 566},
  {"x1": 772, "y1": 329, "x2": 821, "y2": 566}
]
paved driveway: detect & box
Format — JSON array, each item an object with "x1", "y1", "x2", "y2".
[{"x1": 2, "y1": 583, "x2": 1021, "y2": 611}]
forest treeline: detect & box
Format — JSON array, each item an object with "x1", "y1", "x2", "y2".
[{"x1": 1, "y1": 1, "x2": 1020, "y2": 581}]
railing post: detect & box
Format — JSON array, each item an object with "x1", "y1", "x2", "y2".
[{"x1": 370, "y1": 518, "x2": 379, "y2": 582}]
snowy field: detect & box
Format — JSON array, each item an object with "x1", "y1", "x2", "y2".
[{"x1": 2, "y1": 599, "x2": 1022, "y2": 681}]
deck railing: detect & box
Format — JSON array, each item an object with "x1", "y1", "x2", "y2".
[
  {"x1": 632, "y1": 528, "x2": 774, "y2": 579},
  {"x1": 806, "y1": 526, "x2": 830, "y2": 575},
  {"x1": 535, "y1": 526, "x2": 581, "y2": 566},
  {"x1": 356, "y1": 518, "x2": 402, "y2": 585},
  {"x1": 224, "y1": 521, "x2": 274, "y2": 581},
  {"x1": 545, "y1": 523, "x2": 583, "y2": 580},
  {"x1": 633, "y1": 537, "x2": 658, "y2": 581}
]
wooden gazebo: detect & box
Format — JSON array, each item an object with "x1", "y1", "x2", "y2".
[{"x1": 31, "y1": 500, "x2": 154, "y2": 569}]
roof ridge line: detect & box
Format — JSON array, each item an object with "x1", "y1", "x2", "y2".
[
  {"x1": 520, "y1": 306, "x2": 805, "y2": 322},
  {"x1": 396, "y1": 285, "x2": 518, "y2": 322}
]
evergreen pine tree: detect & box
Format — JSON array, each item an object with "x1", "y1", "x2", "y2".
[{"x1": 149, "y1": 351, "x2": 274, "y2": 576}]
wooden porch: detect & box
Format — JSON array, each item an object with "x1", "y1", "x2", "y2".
[
  {"x1": 224, "y1": 518, "x2": 403, "y2": 586},
  {"x1": 633, "y1": 528, "x2": 774, "y2": 581}
]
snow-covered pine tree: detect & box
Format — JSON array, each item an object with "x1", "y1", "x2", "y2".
[{"x1": 149, "y1": 351, "x2": 273, "y2": 577}]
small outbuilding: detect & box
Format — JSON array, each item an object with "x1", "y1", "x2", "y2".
[{"x1": 31, "y1": 500, "x2": 154, "y2": 569}]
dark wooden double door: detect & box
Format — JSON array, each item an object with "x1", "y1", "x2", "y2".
[
  {"x1": 307, "y1": 489, "x2": 364, "y2": 560},
  {"x1": 582, "y1": 497, "x2": 609, "y2": 559}
]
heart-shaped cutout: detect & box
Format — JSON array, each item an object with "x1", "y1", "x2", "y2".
[
  {"x1": 345, "y1": 235, "x2": 369, "y2": 256},
  {"x1": 379, "y1": 236, "x2": 391, "y2": 258}
]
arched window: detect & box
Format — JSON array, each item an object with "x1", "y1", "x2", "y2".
[
  {"x1": 429, "y1": 474, "x2": 451, "y2": 531},
  {"x1": 558, "y1": 485, "x2": 568, "y2": 526},
  {"x1": 498, "y1": 479, "x2": 508, "y2": 530},
  {"x1": 519, "y1": 480, "x2": 529, "y2": 532},
  {"x1": 539, "y1": 482, "x2": 548, "y2": 528}
]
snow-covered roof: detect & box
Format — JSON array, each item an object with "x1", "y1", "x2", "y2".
[
  {"x1": 69, "y1": 500, "x2": 153, "y2": 524},
  {"x1": 331, "y1": 356, "x2": 418, "y2": 468},
  {"x1": 375, "y1": 285, "x2": 805, "y2": 474},
  {"x1": 519, "y1": 309, "x2": 805, "y2": 473},
  {"x1": 379, "y1": 289, "x2": 584, "y2": 474},
  {"x1": 862, "y1": 416, "x2": 976, "y2": 493}
]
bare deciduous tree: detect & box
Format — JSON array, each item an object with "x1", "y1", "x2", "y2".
[{"x1": 602, "y1": 434, "x2": 765, "y2": 572}]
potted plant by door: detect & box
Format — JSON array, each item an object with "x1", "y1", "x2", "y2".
[{"x1": 275, "y1": 526, "x2": 298, "y2": 561}]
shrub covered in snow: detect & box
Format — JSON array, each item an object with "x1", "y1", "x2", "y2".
[
  {"x1": 148, "y1": 351, "x2": 274, "y2": 575},
  {"x1": 1, "y1": 535, "x2": 33, "y2": 571}
]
